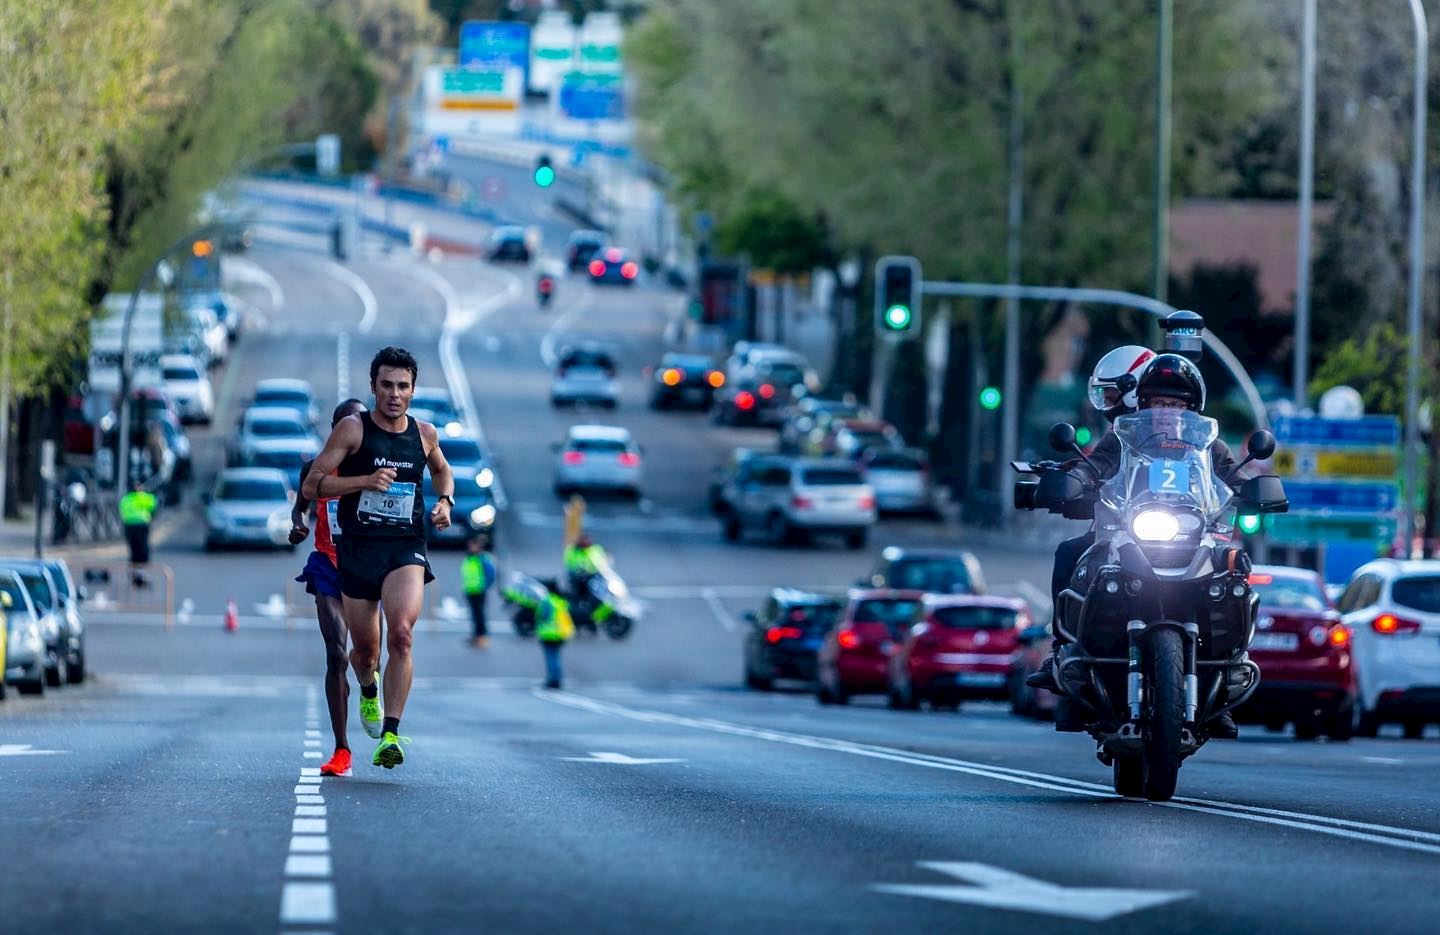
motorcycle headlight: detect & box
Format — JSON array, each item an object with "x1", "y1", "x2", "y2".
[
  {"x1": 475, "y1": 468, "x2": 494, "y2": 489},
  {"x1": 470, "y1": 505, "x2": 496, "y2": 527},
  {"x1": 1132, "y1": 509, "x2": 1180, "y2": 542}
]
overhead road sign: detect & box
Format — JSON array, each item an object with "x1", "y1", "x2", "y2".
[
  {"x1": 460, "y1": 20, "x2": 530, "y2": 85},
  {"x1": 1273, "y1": 448, "x2": 1399, "y2": 480},
  {"x1": 1265, "y1": 513, "x2": 1399, "y2": 546},
  {"x1": 1271, "y1": 415, "x2": 1401, "y2": 448},
  {"x1": 1283, "y1": 480, "x2": 1399, "y2": 514}
]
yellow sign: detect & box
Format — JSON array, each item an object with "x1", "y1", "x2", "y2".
[{"x1": 1274, "y1": 448, "x2": 1398, "y2": 479}]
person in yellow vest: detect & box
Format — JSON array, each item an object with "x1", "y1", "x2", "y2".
[
  {"x1": 119, "y1": 478, "x2": 158, "y2": 565},
  {"x1": 461, "y1": 534, "x2": 497, "y2": 649},
  {"x1": 534, "y1": 578, "x2": 574, "y2": 689}
]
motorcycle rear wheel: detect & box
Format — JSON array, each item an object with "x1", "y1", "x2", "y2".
[
  {"x1": 1142, "y1": 627, "x2": 1185, "y2": 802},
  {"x1": 602, "y1": 615, "x2": 633, "y2": 640}
]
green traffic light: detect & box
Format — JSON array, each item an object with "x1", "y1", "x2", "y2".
[
  {"x1": 1075, "y1": 427, "x2": 1093, "y2": 446},
  {"x1": 534, "y1": 166, "x2": 555, "y2": 187},
  {"x1": 883, "y1": 304, "x2": 912, "y2": 330},
  {"x1": 979, "y1": 386, "x2": 1002, "y2": 410},
  {"x1": 1238, "y1": 513, "x2": 1262, "y2": 535}
]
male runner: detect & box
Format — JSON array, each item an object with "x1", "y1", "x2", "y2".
[
  {"x1": 290, "y1": 398, "x2": 368, "y2": 777},
  {"x1": 303, "y1": 347, "x2": 455, "y2": 769}
]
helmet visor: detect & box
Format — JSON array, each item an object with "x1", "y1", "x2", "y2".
[{"x1": 1088, "y1": 382, "x2": 1122, "y2": 412}]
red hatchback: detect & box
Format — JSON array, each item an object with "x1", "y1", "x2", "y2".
[
  {"x1": 888, "y1": 596, "x2": 1031, "y2": 711},
  {"x1": 1235, "y1": 565, "x2": 1358, "y2": 741},
  {"x1": 815, "y1": 589, "x2": 923, "y2": 705}
]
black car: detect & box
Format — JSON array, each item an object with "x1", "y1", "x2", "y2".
[
  {"x1": 743, "y1": 589, "x2": 844, "y2": 689},
  {"x1": 648, "y1": 353, "x2": 724, "y2": 410},
  {"x1": 565, "y1": 230, "x2": 606, "y2": 271},
  {"x1": 711, "y1": 371, "x2": 793, "y2": 427},
  {"x1": 486, "y1": 226, "x2": 531, "y2": 263},
  {"x1": 864, "y1": 546, "x2": 988, "y2": 596},
  {"x1": 587, "y1": 246, "x2": 638, "y2": 285}
]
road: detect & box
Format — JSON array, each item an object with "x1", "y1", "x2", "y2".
[{"x1": 3, "y1": 163, "x2": 1439, "y2": 934}]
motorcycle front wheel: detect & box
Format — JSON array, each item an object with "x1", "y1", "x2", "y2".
[
  {"x1": 602, "y1": 615, "x2": 633, "y2": 640},
  {"x1": 1142, "y1": 627, "x2": 1185, "y2": 802}
]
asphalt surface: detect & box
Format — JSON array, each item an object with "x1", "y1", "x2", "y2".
[{"x1": 4, "y1": 165, "x2": 1440, "y2": 934}]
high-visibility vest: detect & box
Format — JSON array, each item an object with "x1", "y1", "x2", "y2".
[
  {"x1": 564, "y1": 544, "x2": 605, "y2": 575},
  {"x1": 536, "y1": 594, "x2": 574, "y2": 642},
  {"x1": 461, "y1": 554, "x2": 494, "y2": 594},
  {"x1": 119, "y1": 490, "x2": 157, "y2": 526}
]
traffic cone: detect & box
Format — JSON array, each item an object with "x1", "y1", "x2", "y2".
[{"x1": 224, "y1": 597, "x2": 239, "y2": 632}]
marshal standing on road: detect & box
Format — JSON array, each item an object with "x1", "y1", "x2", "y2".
[{"x1": 303, "y1": 347, "x2": 456, "y2": 769}]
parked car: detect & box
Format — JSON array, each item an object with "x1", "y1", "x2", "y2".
[
  {"x1": 161, "y1": 354, "x2": 214, "y2": 425},
  {"x1": 709, "y1": 447, "x2": 761, "y2": 515},
  {"x1": 815, "y1": 589, "x2": 924, "y2": 704},
  {"x1": 229, "y1": 406, "x2": 320, "y2": 468},
  {"x1": 553, "y1": 425, "x2": 643, "y2": 499},
  {"x1": 587, "y1": 246, "x2": 639, "y2": 285},
  {"x1": 486, "y1": 225, "x2": 531, "y2": 263},
  {"x1": 647, "y1": 353, "x2": 724, "y2": 410},
  {"x1": 861, "y1": 447, "x2": 938, "y2": 515},
  {"x1": 1334, "y1": 559, "x2": 1440, "y2": 738},
  {"x1": 1235, "y1": 566, "x2": 1356, "y2": 741},
  {"x1": 251, "y1": 378, "x2": 319, "y2": 428},
  {"x1": 204, "y1": 467, "x2": 296, "y2": 551},
  {"x1": 410, "y1": 386, "x2": 463, "y2": 435},
  {"x1": 742, "y1": 590, "x2": 844, "y2": 690},
  {"x1": 887, "y1": 595, "x2": 1031, "y2": 711},
  {"x1": 0, "y1": 560, "x2": 83, "y2": 687},
  {"x1": 565, "y1": 230, "x2": 606, "y2": 271},
  {"x1": 717, "y1": 457, "x2": 875, "y2": 549},
  {"x1": 0, "y1": 569, "x2": 49, "y2": 696},
  {"x1": 864, "y1": 546, "x2": 987, "y2": 595},
  {"x1": 36, "y1": 558, "x2": 85, "y2": 683},
  {"x1": 552, "y1": 346, "x2": 619, "y2": 409}
]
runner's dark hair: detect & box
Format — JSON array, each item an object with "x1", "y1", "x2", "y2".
[
  {"x1": 369, "y1": 346, "x2": 418, "y2": 385},
  {"x1": 331, "y1": 398, "x2": 367, "y2": 427}
]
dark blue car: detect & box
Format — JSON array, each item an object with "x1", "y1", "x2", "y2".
[{"x1": 743, "y1": 589, "x2": 844, "y2": 689}]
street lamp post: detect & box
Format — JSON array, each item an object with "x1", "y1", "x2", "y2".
[
  {"x1": 1402, "y1": 0, "x2": 1428, "y2": 554},
  {"x1": 1294, "y1": 0, "x2": 1317, "y2": 411}
]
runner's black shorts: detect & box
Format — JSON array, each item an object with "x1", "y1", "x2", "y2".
[{"x1": 337, "y1": 535, "x2": 434, "y2": 601}]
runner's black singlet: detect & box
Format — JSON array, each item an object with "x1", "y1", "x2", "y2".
[{"x1": 337, "y1": 413, "x2": 426, "y2": 538}]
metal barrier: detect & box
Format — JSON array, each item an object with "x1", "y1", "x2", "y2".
[{"x1": 78, "y1": 562, "x2": 176, "y2": 630}]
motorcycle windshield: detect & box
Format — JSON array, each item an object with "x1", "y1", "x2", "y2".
[{"x1": 1107, "y1": 410, "x2": 1230, "y2": 515}]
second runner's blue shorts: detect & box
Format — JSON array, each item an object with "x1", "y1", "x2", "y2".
[{"x1": 295, "y1": 550, "x2": 342, "y2": 600}]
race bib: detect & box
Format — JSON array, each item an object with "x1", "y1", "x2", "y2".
[
  {"x1": 325, "y1": 501, "x2": 342, "y2": 538},
  {"x1": 357, "y1": 481, "x2": 417, "y2": 526},
  {"x1": 1148, "y1": 460, "x2": 1190, "y2": 494}
]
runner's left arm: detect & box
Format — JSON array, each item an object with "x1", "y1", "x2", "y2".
[
  {"x1": 422, "y1": 421, "x2": 455, "y2": 530},
  {"x1": 289, "y1": 459, "x2": 315, "y2": 545}
]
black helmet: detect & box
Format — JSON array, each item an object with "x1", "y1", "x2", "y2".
[{"x1": 1136, "y1": 354, "x2": 1206, "y2": 410}]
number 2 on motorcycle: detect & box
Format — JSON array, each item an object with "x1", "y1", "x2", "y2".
[{"x1": 1148, "y1": 460, "x2": 1190, "y2": 494}]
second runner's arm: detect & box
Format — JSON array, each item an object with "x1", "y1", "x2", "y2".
[
  {"x1": 301, "y1": 415, "x2": 395, "y2": 501},
  {"x1": 423, "y1": 422, "x2": 455, "y2": 530},
  {"x1": 290, "y1": 458, "x2": 315, "y2": 545}
]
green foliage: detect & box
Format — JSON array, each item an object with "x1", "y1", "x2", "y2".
[
  {"x1": 1310, "y1": 322, "x2": 1429, "y2": 417},
  {"x1": 712, "y1": 190, "x2": 829, "y2": 274}
]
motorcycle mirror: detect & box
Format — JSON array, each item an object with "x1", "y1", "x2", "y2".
[
  {"x1": 1246, "y1": 429, "x2": 1276, "y2": 462},
  {"x1": 1048, "y1": 423, "x2": 1077, "y2": 454}
]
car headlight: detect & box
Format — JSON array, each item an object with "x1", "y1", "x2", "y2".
[
  {"x1": 475, "y1": 468, "x2": 494, "y2": 489},
  {"x1": 1132, "y1": 509, "x2": 1181, "y2": 542},
  {"x1": 470, "y1": 505, "x2": 497, "y2": 527}
]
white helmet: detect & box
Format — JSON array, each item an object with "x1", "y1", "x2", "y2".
[{"x1": 1088, "y1": 345, "x2": 1156, "y2": 419}]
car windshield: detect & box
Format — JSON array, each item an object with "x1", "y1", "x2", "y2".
[
  {"x1": 889, "y1": 559, "x2": 973, "y2": 594},
  {"x1": 16, "y1": 571, "x2": 54, "y2": 610},
  {"x1": 249, "y1": 419, "x2": 305, "y2": 437},
  {"x1": 164, "y1": 367, "x2": 201, "y2": 381},
  {"x1": 440, "y1": 439, "x2": 482, "y2": 464},
  {"x1": 760, "y1": 363, "x2": 805, "y2": 385},
  {"x1": 44, "y1": 564, "x2": 72, "y2": 600},
  {"x1": 802, "y1": 467, "x2": 863, "y2": 486},
  {"x1": 218, "y1": 479, "x2": 287, "y2": 501},
  {"x1": 665, "y1": 356, "x2": 713, "y2": 371},
  {"x1": 782, "y1": 604, "x2": 841, "y2": 630},
  {"x1": 0, "y1": 578, "x2": 28, "y2": 613},
  {"x1": 932, "y1": 606, "x2": 1017, "y2": 630},
  {"x1": 1391, "y1": 576, "x2": 1440, "y2": 614},
  {"x1": 257, "y1": 391, "x2": 307, "y2": 405},
  {"x1": 572, "y1": 438, "x2": 627, "y2": 453},
  {"x1": 853, "y1": 599, "x2": 920, "y2": 630},
  {"x1": 1250, "y1": 574, "x2": 1327, "y2": 612}
]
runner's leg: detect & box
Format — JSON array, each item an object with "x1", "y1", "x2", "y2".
[
  {"x1": 316, "y1": 594, "x2": 350, "y2": 750},
  {"x1": 378, "y1": 564, "x2": 426, "y2": 722},
  {"x1": 344, "y1": 595, "x2": 382, "y2": 689}
]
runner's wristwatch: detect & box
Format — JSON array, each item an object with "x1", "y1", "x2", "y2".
[{"x1": 437, "y1": 494, "x2": 455, "y2": 507}]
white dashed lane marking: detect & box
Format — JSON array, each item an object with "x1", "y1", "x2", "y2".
[{"x1": 280, "y1": 686, "x2": 336, "y2": 930}]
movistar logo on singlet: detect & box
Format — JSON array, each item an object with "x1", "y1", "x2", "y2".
[{"x1": 373, "y1": 456, "x2": 417, "y2": 469}]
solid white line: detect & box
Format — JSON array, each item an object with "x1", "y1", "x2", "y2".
[
  {"x1": 289, "y1": 836, "x2": 330, "y2": 853},
  {"x1": 280, "y1": 882, "x2": 336, "y2": 925},
  {"x1": 534, "y1": 690, "x2": 1440, "y2": 857},
  {"x1": 324, "y1": 260, "x2": 378, "y2": 333},
  {"x1": 285, "y1": 855, "x2": 333, "y2": 877},
  {"x1": 1362, "y1": 756, "x2": 1404, "y2": 765},
  {"x1": 700, "y1": 588, "x2": 737, "y2": 633},
  {"x1": 295, "y1": 805, "x2": 327, "y2": 817},
  {"x1": 292, "y1": 818, "x2": 327, "y2": 835}
]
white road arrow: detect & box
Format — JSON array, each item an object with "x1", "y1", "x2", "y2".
[
  {"x1": 560, "y1": 752, "x2": 685, "y2": 765},
  {"x1": 256, "y1": 594, "x2": 288, "y2": 618},
  {"x1": 870, "y1": 862, "x2": 1192, "y2": 922},
  {"x1": 0, "y1": 744, "x2": 68, "y2": 757}
]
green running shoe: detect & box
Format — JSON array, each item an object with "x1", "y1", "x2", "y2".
[
  {"x1": 358, "y1": 671, "x2": 383, "y2": 739},
  {"x1": 372, "y1": 731, "x2": 410, "y2": 769}
]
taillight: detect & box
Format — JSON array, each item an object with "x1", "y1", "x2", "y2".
[
  {"x1": 662, "y1": 368, "x2": 683, "y2": 386},
  {"x1": 837, "y1": 629, "x2": 861, "y2": 650},
  {"x1": 1372, "y1": 613, "x2": 1422, "y2": 635},
  {"x1": 707, "y1": 370, "x2": 725, "y2": 388},
  {"x1": 1328, "y1": 625, "x2": 1351, "y2": 648},
  {"x1": 758, "y1": 383, "x2": 776, "y2": 400},
  {"x1": 538, "y1": 277, "x2": 554, "y2": 294},
  {"x1": 735, "y1": 391, "x2": 756, "y2": 411},
  {"x1": 620, "y1": 261, "x2": 638, "y2": 279},
  {"x1": 856, "y1": 494, "x2": 875, "y2": 510},
  {"x1": 791, "y1": 495, "x2": 814, "y2": 510},
  {"x1": 766, "y1": 626, "x2": 804, "y2": 644},
  {"x1": 562, "y1": 451, "x2": 585, "y2": 465},
  {"x1": 617, "y1": 452, "x2": 640, "y2": 467},
  {"x1": 588, "y1": 260, "x2": 606, "y2": 276}
]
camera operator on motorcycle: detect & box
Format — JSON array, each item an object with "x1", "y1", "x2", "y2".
[
  {"x1": 1027, "y1": 346, "x2": 1155, "y2": 695},
  {"x1": 1031, "y1": 353, "x2": 1249, "y2": 739}
]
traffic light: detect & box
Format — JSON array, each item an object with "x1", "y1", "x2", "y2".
[
  {"x1": 979, "y1": 386, "x2": 1002, "y2": 411},
  {"x1": 874, "y1": 255, "x2": 921, "y2": 339},
  {"x1": 533, "y1": 154, "x2": 555, "y2": 188},
  {"x1": 1237, "y1": 513, "x2": 1262, "y2": 535}
]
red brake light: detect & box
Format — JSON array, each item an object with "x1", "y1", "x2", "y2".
[
  {"x1": 617, "y1": 452, "x2": 640, "y2": 467},
  {"x1": 1372, "y1": 613, "x2": 1421, "y2": 635},
  {"x1": 791, "y1": 495, "x2": 814, "y2": 510},
  {"x1": 562, "y1": 451, "x2": 585, "y2": 465},
  {"x1": 588, "y1": 260, "x2": 606, "y2": 276},
  {"x1": 620, "y1": 262, "x2": 638, "y2": 279},
  {"x1": 758, "y1": 383, "x2": 776, "y2": 400},
  {"x1": 707, "y1": 370, "x2": 725, "y2": 388},
  {"x1": 735, "y1": 391, "x2": 756, "y2": 411},
  {"x1": 856, "y1": 494, "x2": 875, "y2": 510},
  {"x1": 767, "y1": 626, "x2": 804, "y2": 644},
  {"x1": 1328, "y1": 625, "x2": 1351, "y2": 648},
  {"x1": 662, "y1": 368, "x2": 683, "y2": 386},
  {"x1": 538, "y1": 277, "x2": 554, "y2": 293},
  {"x1": 837, "y1": 629, "x2": 861, "y2": 650}
]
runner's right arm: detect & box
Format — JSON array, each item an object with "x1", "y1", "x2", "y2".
[
  {"x1": 290, "y1": 459, "x2": 315, "y2": 545},
  {"x1": 301, "y1": 415, "x2": 395, "y2": 501}
]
